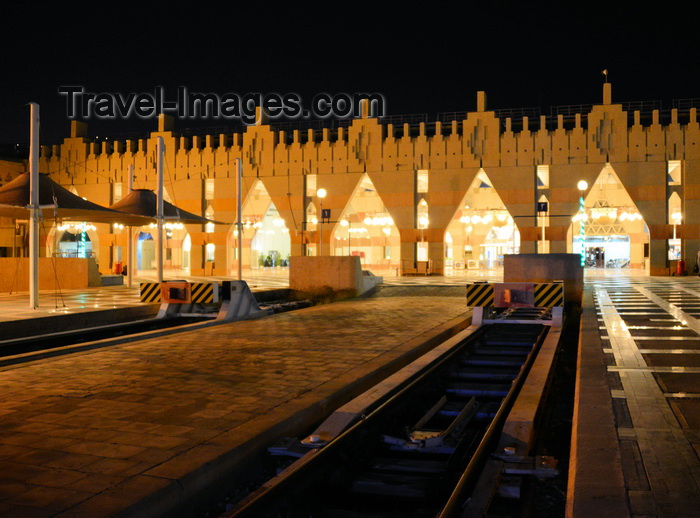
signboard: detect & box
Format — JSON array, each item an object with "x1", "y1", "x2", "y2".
[
  {"x1": 537, "y1": 202, "x2": 548, "y2": 213},
  {"x1": 321, "y1": 208, "x2": 331, "y2": 220}
]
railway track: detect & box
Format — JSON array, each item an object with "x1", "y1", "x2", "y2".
[
  {"x1": 0, "y1": 298, "x2": 311, "y2": 366},
  {"x1": 222, "y1": 312, "x2": 565, "y2": 518}
]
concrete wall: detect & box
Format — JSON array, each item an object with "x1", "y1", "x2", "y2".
[
  {"x1": 0, "y1": 257, "x2": 101, "y2": 291},
  {"x1": 290, "y1": 256, "x2": 363, "y2": 295},
  {"x1": 504, "y1": 253, "x2": 583, "y2": 307}
]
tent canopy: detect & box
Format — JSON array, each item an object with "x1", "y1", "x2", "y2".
[
  {"x1": 109, "y1": 189, "x2": 227, "y2": 225},
  {"x1": 0, "y1": 173, "x2": 152, "y2": 225}
]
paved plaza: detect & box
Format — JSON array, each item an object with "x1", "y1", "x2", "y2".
[
  {"x1": 0, "y1": 285, "x2": 469, "y2": 516},
  {"x1": 1, "y1": 268, "x2": 700, "y2": 517}
]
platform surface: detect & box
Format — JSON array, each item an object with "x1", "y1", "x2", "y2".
[
  {"x1": 569, "y1": 274, "x2": 700, "y2": 518},
  {"x1": 5, "y1": 269, "x2": 699, "y2": 517},
  {"x1": 0, "y1": 285, "x2": 469, "y2": 517}
]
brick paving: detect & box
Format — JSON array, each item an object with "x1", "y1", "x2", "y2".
[{"x1": 0, "y1": 285, "x2": 468, "y2": 517}]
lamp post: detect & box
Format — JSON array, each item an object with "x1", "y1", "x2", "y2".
[
  {"x1": 577, "y1": 180, "x2": 588, "y2": 267},
  {"x1": 29, "y1": 102, "x2": 40, "y2": 309},
  {"x1": 317, "y1": 188, "x2": 327, "y2": 256},
  {"x1": 236, "y1": 158, "x2": 243, "y2": 280}
]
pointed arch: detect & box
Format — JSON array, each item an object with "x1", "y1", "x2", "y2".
[
  {"x1": 569, "y1": 163, "x2": 650, "y2": 270},
  {"x1": 445, "y1": 168, "x2": 520, "y2": 271},
  {"x1": 330, "y1": 173, "x2": 401, "y2": 271},
  {"x1": 226, "y1": 178, "x2": 290, "y2": 272}
]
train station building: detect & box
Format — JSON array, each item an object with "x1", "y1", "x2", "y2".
[{"x1": 1, "y1": 82, "x2": 698, "y2": 278}]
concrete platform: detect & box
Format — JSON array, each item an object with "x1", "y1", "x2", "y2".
[
  {"x1": 568, "y1": 275, "x2": 700, "y2": 518},
  {"x1": 0, "y1": 285, "x2": 470, "y2": 517},
  {"x1": 7, "y1": 269, "x2": 698, "y2": 517}
]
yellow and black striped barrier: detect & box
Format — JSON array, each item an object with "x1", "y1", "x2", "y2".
[
  {"x1": 466, "y1": 283, "x2": 495, "y2": 307},
  {"x1": 140, "y1": 282, "x2": 162, "y2": 303},
  {"x1": 141, "y1": 282, "x2": 218, "y2": 304},
  {"x1": 467, "y1": 282, "x2": 564, "y2": 308},
  {"x1": 467, "y1": 281, "x2": 564, "y2": 327},
  {"x1": 534, "y1": 282, "x2": 564, "y2": 308},
  {"x1": 190, "y1": 282, "x2": 215, "y2": 304}
]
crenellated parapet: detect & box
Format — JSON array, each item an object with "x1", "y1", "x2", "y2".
[{"x1": 35, "y1": 86, "x2": 700, "y2": 183}]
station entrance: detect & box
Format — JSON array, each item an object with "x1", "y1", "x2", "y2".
[
  {"x1": 227, "y1": 180, "x2": 290, "y2": 274},
  {"x1": 330, "y1": 174, "x2": 400, "y2": 272},
  {"x1": 569, "y1": 164, "x2": 649, "y2": 270},
  {"x1": 445, "y1": 169, "x2": 519, "y2": 273}
]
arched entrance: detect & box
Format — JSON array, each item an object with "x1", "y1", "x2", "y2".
[
  {"x1": 446, "y1": 169, "x2": 519, "y2": 273},
  {"x1": 330, "y1": 174, "x2": 400, "y2": 273},
  {"x1": 568, "y1": 164, "x2": 650, "y2": 270},
  {"x1": 227, "y1": 179, "x2": 290, "y2": 274},
  {"x1": 47, "y1": 222, "x2": 99, "y2": 259}
]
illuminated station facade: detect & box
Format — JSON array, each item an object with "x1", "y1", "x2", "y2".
[{"x1": 0, "y1": 83, "x2": 698, "y2": 278}]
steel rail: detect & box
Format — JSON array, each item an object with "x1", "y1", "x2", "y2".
[
  {"x1": 226, "y1": 325, "x2": 490, "y2": 518},
  {"x1": 438, "y1": 325, "x2": 549, "y2": 518},
  {"x1": 226, "y1": 323, "x2": 551, "y2": 518}
]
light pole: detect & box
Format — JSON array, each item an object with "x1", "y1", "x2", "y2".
[
  {"x1": 236, "y1": 158, "x2": 243, "y2": 280},
  {"x1": 317, "y1": 188, "x2": 327, "y2": 256},
  {"x1": 29, "y1": 102, "x2": 39, "y2": 309},
  {"x1": 577, "y1": 180, "x2": 588, "y2": 267}
]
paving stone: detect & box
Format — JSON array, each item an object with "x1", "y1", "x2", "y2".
[
  {"x1": 0, "y1": 288, "x2": 467, "y2": 515},
  {"x1": 574, "y1": 280, "x2": 700, "y2": 518},
  {"x1": 628, "y1": 490, "x2": 658, "y2": 515},
  {"x1": 5, "y1": 485, "x2": 91, "y2": 512}
]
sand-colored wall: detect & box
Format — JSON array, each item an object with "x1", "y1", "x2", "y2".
[
  {"x1": 0, "y1": 257, "x2": 101, "y2": 292},
  {"x1": 290, "y1": 256, "x2": 363, "y2": 295}
]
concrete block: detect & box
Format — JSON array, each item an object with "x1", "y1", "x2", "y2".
[
  {"x1": 101, "y1": 275, "x2": 124, "y2": 286},
  {"x1": 290, "y1": 256, "x2": 365, "y2": 296},
  {"x1": 504, "y1": 253, "x2": 583, "y2": 307}
]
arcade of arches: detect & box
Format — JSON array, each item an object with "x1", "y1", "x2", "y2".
[
  {"x1": 0, "y1": 162, "x2": 683, "y2": 278},
  {"x1": 19, "y1": 163, "x2": 671, "y2": 278}
]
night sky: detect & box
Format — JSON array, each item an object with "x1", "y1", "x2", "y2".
[{"x1": 1, "y1": 3, "x2": 697, "y2": 149}]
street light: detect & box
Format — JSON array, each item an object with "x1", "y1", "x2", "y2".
[
  {"x1": 317, "y1": 188, "x2": 327, "y2": 256},
  {"x1": 577, "y1": 180, "x2": 588, "y2": 267}
]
